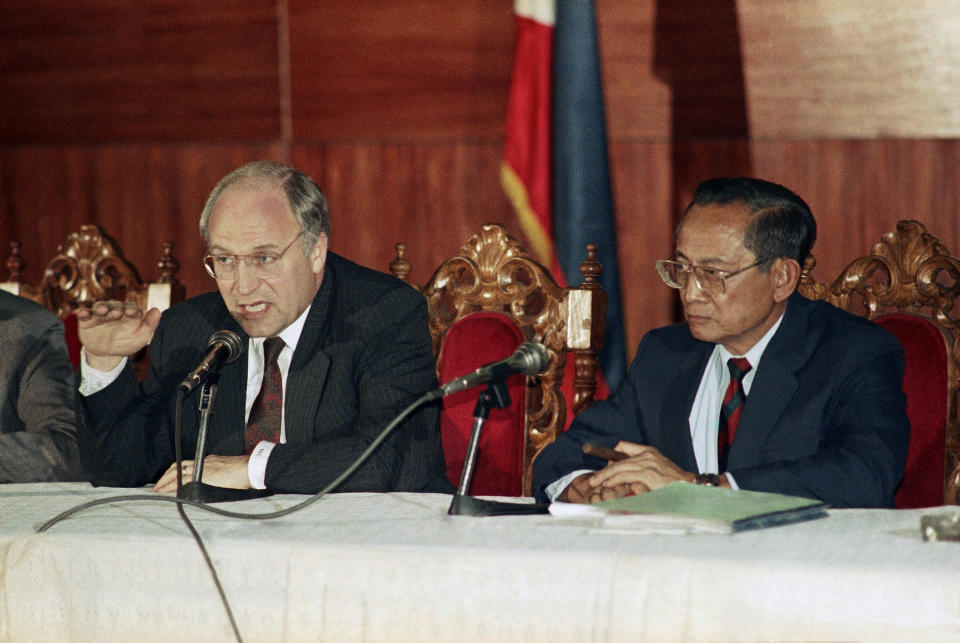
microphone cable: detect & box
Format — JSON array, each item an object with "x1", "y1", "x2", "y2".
[{"x1": 35, "y1": 389, "x2": 436, "y2": 643}]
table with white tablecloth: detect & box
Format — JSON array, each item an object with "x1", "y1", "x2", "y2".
[{"x1": 0, "y1": 483, "x2": 958, "y2": 642}]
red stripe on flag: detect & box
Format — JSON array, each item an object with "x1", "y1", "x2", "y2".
[{"x1": 500, "y1": 13, "x2": 566, "y2": 282}]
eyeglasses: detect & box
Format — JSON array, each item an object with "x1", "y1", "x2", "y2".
[
  {"x1": 655, "y1": 258, "x2": 771, "y2": 295},
  {"x1": 203, "y1": 231, "x2": 305, "y2": 279}
]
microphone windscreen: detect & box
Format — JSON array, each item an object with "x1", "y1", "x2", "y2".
[
  {"x1": 515, "y1": 342, "x2": 549, "y2": 375},
  {"x1": 207, "y1": 330, "x2": 242, "y2": 363}
]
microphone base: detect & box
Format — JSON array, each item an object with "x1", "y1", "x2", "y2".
[
  {"x1": 447, "y1": 493, "x2": 549, "y2": 516},
  {"x1": 177, "y1": 481, "x2": 273, "y2": 504}
]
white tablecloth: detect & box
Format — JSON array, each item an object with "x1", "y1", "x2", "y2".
[{"x1": 0, "y1": 483, "x2": 958, "y2": 642}]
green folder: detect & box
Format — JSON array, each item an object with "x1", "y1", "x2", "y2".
[{"x1": 551, "y1": 482, "x2": 828, "y2": 533}]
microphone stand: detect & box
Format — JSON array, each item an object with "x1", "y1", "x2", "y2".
[
  {"x1": 447, "y1": 379, "x2": 549, "y2": 516},
  {"x1": 178, "y1": 379, "x2": 272, "y2": 504}
]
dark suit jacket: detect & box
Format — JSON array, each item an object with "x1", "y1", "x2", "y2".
[
  {"x1": 79, "y1": 252, "x2": 449, "y2": 494},
  {"x1": 0, "y1": 290, "x2": 85, "y2": 481},
  {"x1": 532, "y1": 293, "x2": 910, "y2": 508}
]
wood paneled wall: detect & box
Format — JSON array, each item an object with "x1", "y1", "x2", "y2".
[{"x1": 2, "y1": 0, "x2": 958, "y2": 356}]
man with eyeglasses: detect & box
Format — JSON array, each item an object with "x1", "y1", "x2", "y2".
[
  {"x1": 532, "y1": 177, "x2": 909, "y2": 508},
  {"x1": 74, "y1": 161, "x2": 449, "y2": 495}
]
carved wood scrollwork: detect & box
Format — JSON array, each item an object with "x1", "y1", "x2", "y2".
[
  {"x1": 40, "y1": 225, "x2": 146, "y2": 317},
  {"x1": 421, "y1": 225, "x2": 569, "y2": 482},
  {"x1": 798, "y1": 219, "x2": 960, "y2": 504},
  {"x1": 404, "y1": 223, "x2": 604, "y2": 495}
]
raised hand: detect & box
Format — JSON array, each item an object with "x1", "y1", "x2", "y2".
[{"x1": 76, "y1": 300, "x2": 162, "y2": 371}]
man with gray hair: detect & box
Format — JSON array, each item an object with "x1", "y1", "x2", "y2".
[{"x1": 77, "y1": 160, "x2": 448, "y2": 494}]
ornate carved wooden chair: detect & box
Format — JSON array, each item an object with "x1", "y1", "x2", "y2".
[
  {"x1": 798, "y1": 220, "x2": 960, "y2": 507},
  {"x1": 2, "y1": 224, "x2": 185, "y2": 374},
  {"x1": 390, "y1": 223, "x2": 606, "y2": 496}
]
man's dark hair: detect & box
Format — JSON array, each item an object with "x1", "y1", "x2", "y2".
[{"x1": 679, "y1": 177, "x2": 817, "y2": 268}]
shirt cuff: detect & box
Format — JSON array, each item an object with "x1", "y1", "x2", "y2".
[
  {"x1": 78, "y1": 347, "x2": 128, "y2": 396},
  {"x1": 247, "y1": 441, "x2": 276, "y2": 489},
  {"x1": 545, "y1": 469, "x2": 595, "y2": 502},
  {"x1": 725, "y1": 472, "x2": 739, "y2": 490}
]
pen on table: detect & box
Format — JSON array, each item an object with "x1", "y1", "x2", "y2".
[{"x1": 582, "y1": 443, "x2": 630, "y2": 462}]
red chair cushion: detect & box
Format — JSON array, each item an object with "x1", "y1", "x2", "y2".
[
  {"x1": 876, "y1": 313, "x2": 947, "y2": 508},
  {"x1": 61, "y1": 312, "x2": 82, "y2": 370},
  {"x1": 438, "y1": 312, "x2": 527, "y2": 496}
]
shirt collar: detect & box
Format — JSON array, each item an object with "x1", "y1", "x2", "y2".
[
  {"x1": 717, "y1": 300, "x2": 788, "y2": 368},
  {"x1": 250, "y1": 303, "x2": 312, "y2": 355}
]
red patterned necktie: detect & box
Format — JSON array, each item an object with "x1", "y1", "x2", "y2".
[
  {"x1": 245, "y1": 336, "x2": 285, "y2": 454},
  {"x1": 718, "y1": 357, "x2": 751, "y2": 470}
]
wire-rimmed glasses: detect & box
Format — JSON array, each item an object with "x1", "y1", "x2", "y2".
[
  {"x1": 654, "y1": 258, "x2": 771, "y2": 295},
  {"x1": 203, "y1": 231, "x2": 305, "y2": 280}
]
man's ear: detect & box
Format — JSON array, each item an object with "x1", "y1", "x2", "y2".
[
  {"x1": 311, "y1": 233, "x2": 328, "y2": 275},
  {"x1": 772, "y1": 258, "x2": 801, "y2": 303}
]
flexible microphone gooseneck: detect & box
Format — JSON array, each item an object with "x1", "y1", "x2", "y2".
[
  {"x1": 179, "y1": 330, "x2": 243, "y2": 393},
  {"x1": 428, "y1": 341, "x2": 549, "y2": 400}
]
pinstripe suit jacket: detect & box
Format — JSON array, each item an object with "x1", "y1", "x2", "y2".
[
  {"x1": 79, "y1": 252, "x2": 448, "y2": 493},
  {"x1": 0, "y1": 290, "x2": 85, "y2": 481}
]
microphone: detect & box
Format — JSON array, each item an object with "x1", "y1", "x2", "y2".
[
  {"x1": 179, "y1": 330, "x2": 243, "y2": 393},
  {"x1": 433, "y1": 342, "x2": 549, "y2": 398}
]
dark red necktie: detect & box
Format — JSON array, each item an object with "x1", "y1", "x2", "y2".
[
  {"x1": 718, "y1": 357, "x2": 751, "y2": 470},
  {"x1": 245, "y1": 337, "x2": 285, "y2": 454}
]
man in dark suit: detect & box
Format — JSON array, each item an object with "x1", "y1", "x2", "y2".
[
  {"x1": 532, "y1": 177, "x2": 909, "y2": 508},
  {"x1": 77, "y1": 161, "x2": 448, "y2": 494},
  {"x1": 0, "y1": 289, "x2": 85, "y2": 481}
]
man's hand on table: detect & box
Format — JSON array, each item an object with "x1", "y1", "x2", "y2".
[
  {"x1": 559, "y1": 441, "x2": 703, "y2": 504},
  {"x1": 153, "y1": 455, "x2": 251, "y2": 493}
]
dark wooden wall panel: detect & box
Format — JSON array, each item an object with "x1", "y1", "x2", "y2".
[
  {"x1": 0, "y1": 144, "x2": 281, "y2": 300},
  {"x1": 0, "y1": 0, "x2": 280, "y2": 142},
  {"x1": 751, "y1": 139, "x2": 960, "y2": 283},
  {"x1": 1, "y1": 0, "x2": 959, "y2": 361},
  {"x1": 608, "y1": 141, "x2": 676, "y2": 336},
  {"x1": 289, "y1": 0, "x2": 514, "y2": 139},
  {"x1": 597, "y1": 1, "x2": 665, "y2": 140},
  {"x1": 293, "y1": 142, "x2": 517, "y2": 284}
]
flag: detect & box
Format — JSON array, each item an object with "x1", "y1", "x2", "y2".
[
  {"x1": 500, "y1": 0, "x2": 557, "y2": 275},
  {"x1": 500, "y1": 0, "x2": 627, "y2": 392}
]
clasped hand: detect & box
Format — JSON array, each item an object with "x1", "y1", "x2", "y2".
[
  {"x1": 76, "y1": 300, "x2": 162, "y2": 371},
  {"x1": 561, "y1": 442, "x2": 696, "y2": 504}
]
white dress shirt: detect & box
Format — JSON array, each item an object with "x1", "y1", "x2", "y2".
[
  {"x1": 688, "y1": 310, "x2": 784, "y2": 485},
  {"x1": 79, "y1": 304, "x2": 313, "y2": 489}
]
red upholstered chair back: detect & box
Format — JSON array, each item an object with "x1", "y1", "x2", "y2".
[
  {"x1": 390, "y1": 223, "x2": 607, "y2": 496},
  {"x1": 61, "y1": 312, "x2": 82, "y2": 370},
  {"x1": 798, "y1": 220, "x2": 960, "y2": 506},
  {"x1": 875, "y1": 314, "x2": 948, "y2": 508},
  {"x1": 2, "y1": 225, "x2": 184, "y2": 377},
  {"x1": 438, "y1": 312, "x2": 527, "y2": 495}
]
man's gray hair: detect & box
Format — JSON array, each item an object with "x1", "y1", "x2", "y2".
[{"x1": 199, "y1": 160, "x2": 330, "y2": 255}]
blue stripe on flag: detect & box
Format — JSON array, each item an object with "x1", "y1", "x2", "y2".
[{"x1": 552, "y1": 0, "x2": 627, "y2": 390}]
